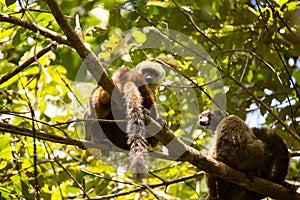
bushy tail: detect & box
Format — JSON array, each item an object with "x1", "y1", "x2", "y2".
[{"x1": 123, "y1": 82, "x2": 148, "y2": 182}]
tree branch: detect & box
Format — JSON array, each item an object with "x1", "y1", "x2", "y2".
[
  {"x1": 79, "y1": 170, "x2": 205, "y2": 200},
  {"x1": 0, "y1": 122, "x2": 85, "y2": 147},
  {"x1": 227, "y1": 74, "x2": 300, "y2": 142},
  {"x1": 171, "y1": 0, "x2": 222, "y2": 50},
  {"x1": 43, "y1": 0, "x2": 116, "y2": 96},
  {"x1": 0, "y1": 121, "x2": 171, "y2": 160},
  {"x1": 0, "y1": 8, "x2": 116, "y2": 98},
  {"x1": 0, "y1": 119, "x2": 299, "y2": 199},
  {"x1": 0, "y1": 43, "x2": 56, "y2": 85},
  {"x1": 144, "y1": 115, "x2": 300, "y2": 200},
  {"x1": 159, "y1": 53, "x2": 300, "y2": 142},
  {"x1": 0, "y1": 13, "x2": 71, "y2": 46},
  {"x1": 1, "y1": 2, "x2": 298, "y2": 198}
]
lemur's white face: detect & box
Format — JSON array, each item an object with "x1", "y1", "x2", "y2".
[{"x1": 135, "y1": 61, "x2": 165, "y2": 85}]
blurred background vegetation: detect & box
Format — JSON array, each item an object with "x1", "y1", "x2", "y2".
[{"x1": 0, "y1": 0, "x2": 299, "y2": 199}]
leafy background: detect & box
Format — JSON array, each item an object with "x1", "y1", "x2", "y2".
[{"x1": 0, "y1": 0, "x2": 299, "y2": 199}]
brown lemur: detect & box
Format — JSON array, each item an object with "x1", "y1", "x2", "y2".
[
  {"x1": 199, "y1": 108, "x2": 290, "y2": 200},
  {"x1": 84, "y1": 61, "x2": 165, "y2": 182}
]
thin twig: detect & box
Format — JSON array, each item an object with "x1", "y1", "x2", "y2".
[
  {"x1": 44, "y1": 144, "x2": 64, "y2": 199},
  {"x1": 171, "y1": 0, "x2": 222, "y2": 50},
  {"x1": 0, "y1": 43, "x2": 56, "y2": 85},
  {"x1": 156, "y1": 57, "x2": 227, "y2": 114},
  {"x1": 20, "y1": 79, "x2": 40, "y2": 199},
  {"x1": 218, "y1": 49, "x2": 283, "y2": 85},
  {"x1": 256, "y1": 0, "x2": 300, "y2": 135},
  {"x1": 226, "y1": 74, "x2": 300, "y2": 142},
  {"x1": 79, "y1": 170, "x2": 204, "y2": 200},
  {"x1": 54, "y1": 159, "x2": 90, "y2": 199}
]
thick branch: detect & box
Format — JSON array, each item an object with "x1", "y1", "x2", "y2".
[
  {"x1": 0, "y1": 13, "x2": 71, "y2": 46},
  {"x1": 44, "y1": 0, "x2": 116, "y2": 96},
  {"x1": 1, "y1": 120, "x2": 299, "y2": 199},
  {"x1": 0, "y1": 121, "x2": 105, "y2": 150},
  {"x1": 1, "y1": 2, "x2": 298, "y2": 198},
  {"x1": 0, "y1": 121, "x2": 167, "y2": 159},
  {"x1": 145, "y1": 115, "x2": 300, "y2": 200},
  {"x1": 188, "y1": 155, "x2": 299, "y2": 200}
]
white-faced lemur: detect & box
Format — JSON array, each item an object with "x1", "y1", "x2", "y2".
[
  {"x1": 199, "y1": 108, "x2": 290, "y2": 200},
  {"x1": 84, "y1": 61, "x2": 165, "y2": 182}
]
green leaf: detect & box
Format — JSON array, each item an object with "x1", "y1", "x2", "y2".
[
  {"x1": 12, "y1": 28, "x2": 21, "y2": 47},
  {"x1": 0, "y1": 135, "x2": 12, "y2": 161},
  {"x1": 293, "y1": 69, "x2": 300, "y2": 84},
  {"x1": 5, "y1": 0, "x2": 16, "y2": 6},
  {"x1": 132, "y1": 30, "x2": 147, "y2": 44},
  {"x1": 0, "y1": 160, "x2": 8, "y2": 169},
  {"x1": 0, "y1": 60, "x2": 16, "y2": 75}
]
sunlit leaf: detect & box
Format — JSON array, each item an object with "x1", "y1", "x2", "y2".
[
  {"x1": 0, "y1": 135, "x2": 12, "y2": 161},
  {"x1": 132, "y1": 30, "x2": 147, "y2": 43},
  {"x1": 0, "y1": 0, "x2": 299, "y2": 198}
]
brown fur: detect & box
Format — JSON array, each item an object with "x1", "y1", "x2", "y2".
[
  {"x1": 252, "y1": 128, "x2": 289, "y2": 183},
  {"x1": 207, "y1": 115, "x2": 265, "y2": 200},
  {"x1": 84, "y1": 63, "x2": 165, "y2": 181},
  {"x1": 199, "y1": 109, "x2": 290, "y2": 200}
]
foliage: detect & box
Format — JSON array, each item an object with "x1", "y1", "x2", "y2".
[{"x1": 0, "y1": 0, "x2": 299, "y2": 199}]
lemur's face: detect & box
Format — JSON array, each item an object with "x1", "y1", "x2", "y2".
[
  {"x1": 135, "y1": 61, "x2": 165, "y2": 86},
  {"x1": 198, "y1": 110, "x2": 212, "y2": 127},
  {"x1": 140, "y1": 67, "x2": 160, "y2": 84},
  {"x1": 199, "y1": 109, "x2": 226, "y2": 133}
]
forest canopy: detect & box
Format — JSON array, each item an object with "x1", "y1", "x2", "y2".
[{"x1": 0, "y1": 0, "x2": 300, "y2": 199}]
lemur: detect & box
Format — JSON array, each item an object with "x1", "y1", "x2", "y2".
[
  {"x1": 84, "y1": 61, "x2": 165, "y2": 182},
  {"x1": 199, "y1": 109, "x2": 289, "y2": 199}
]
